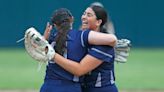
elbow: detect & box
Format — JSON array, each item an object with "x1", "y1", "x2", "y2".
[
  {"x1": 113, "y1": 38, "x2": 117, "y2": 47},
  {"x1": 110, "y1": 35, "x2": 117, "y2": 47},
  {"x1": 75, "y1": 73, "x2": 83, "y2": 77},
  {"x1": 74, "y1": 69, "x2": 86, "y2": 77}
]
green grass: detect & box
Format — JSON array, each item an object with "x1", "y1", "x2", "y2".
[
  {"x1": 0, "y1": 48, "x2": 164, "y2": 90},
  {"x1": 115, "y1": 48, "x2": 164, "y2": 90},
  {"x1": 0, "y1": 48, "x2": 45, "y2": 89}
]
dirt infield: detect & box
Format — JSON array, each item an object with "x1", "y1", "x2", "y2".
[{"x1": 0, "y1": 89, "x2": 164, "y2": 92}]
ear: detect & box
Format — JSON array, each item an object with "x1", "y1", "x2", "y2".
[{"x1": 96, "y1": 19, "x2": 102, "y2": 27}]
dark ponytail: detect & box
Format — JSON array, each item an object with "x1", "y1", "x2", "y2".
[{"x1": 51, "y1": 8, "x2": 72, "y2": 55}]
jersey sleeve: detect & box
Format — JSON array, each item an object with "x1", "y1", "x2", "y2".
[
  {"x1": 80, "y1": 30, "x2": 90, "y2": 47},
  {"x1": 88, "y1": 45, "x2": 115, "y2": 63}
]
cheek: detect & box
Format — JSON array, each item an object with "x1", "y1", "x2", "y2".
[{"x1": 88, "y1": 20, "x2": 97, "y2": 30}]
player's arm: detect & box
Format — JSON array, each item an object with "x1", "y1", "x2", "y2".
[
  {"x1": 43, "y1": 22, "x2": 53, "y2": 40},
  {"x1": 88, "y1": 31, "x2": 117, "y2": 47},
  {"x1": 54, "y1": 53, "x2": 102, "y2": 77},
  {"x1": 53, "y1": 46, "x2": 112, "y2": 77}
]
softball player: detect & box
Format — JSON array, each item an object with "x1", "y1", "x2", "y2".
[
  {"x1": 81, "y1": 4, "x2": 118, "y2": 92},
  {"x1": 47, "y1": 5, "x2": 118, "y2": 92},
  {"x1": 82, "y1": 45, "x2": 118, "y2": 92},
  {"x1": 40, "y1": 8, "x2": 117, "y2": 92}
]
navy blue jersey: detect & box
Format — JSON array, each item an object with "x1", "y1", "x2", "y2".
[
  {"x1": 44, "y1": 29, "x2": 90, "y2": 82},
  {"x1": 83, "y1": 45, "x2": 116, "y2": 87}
]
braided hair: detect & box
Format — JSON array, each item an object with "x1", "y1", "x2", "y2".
[{"x1": 51, "y1": 8, "x2": 72, "y2": 55}]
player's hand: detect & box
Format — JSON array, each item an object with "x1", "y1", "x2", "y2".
[
  {"x1": 46, "y1": 22, "x2": 53, "y2": 32},
  {"x1": 44, "y1": 22, "x2": 53, "y2": 40}
]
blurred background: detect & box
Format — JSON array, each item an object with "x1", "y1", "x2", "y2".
[{"x1": 0, "y1": 0, "x2": 164, "y2": 92}]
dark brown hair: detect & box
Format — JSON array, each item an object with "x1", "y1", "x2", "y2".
[
  {"x1": 90, "y1": 5, "x2": 108, "y2": 33},
  {"x1": 51, "y1": 8, "x2": 72, "y2": 55}
]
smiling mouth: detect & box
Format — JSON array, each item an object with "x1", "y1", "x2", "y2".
[
  {"x1": 81, "y1": 22, "x2": 89, "y2": 29},
  {"x1": 82, "y1": 21, "x2": 88, "y2": 24}
]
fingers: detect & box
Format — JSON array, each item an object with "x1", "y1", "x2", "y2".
[
  {"x1": 46, "y1": 22, "x2": 53, "y2": 33},
  {"x1": 44, "y1": 22, "x2": 53, "y2": 39}
]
